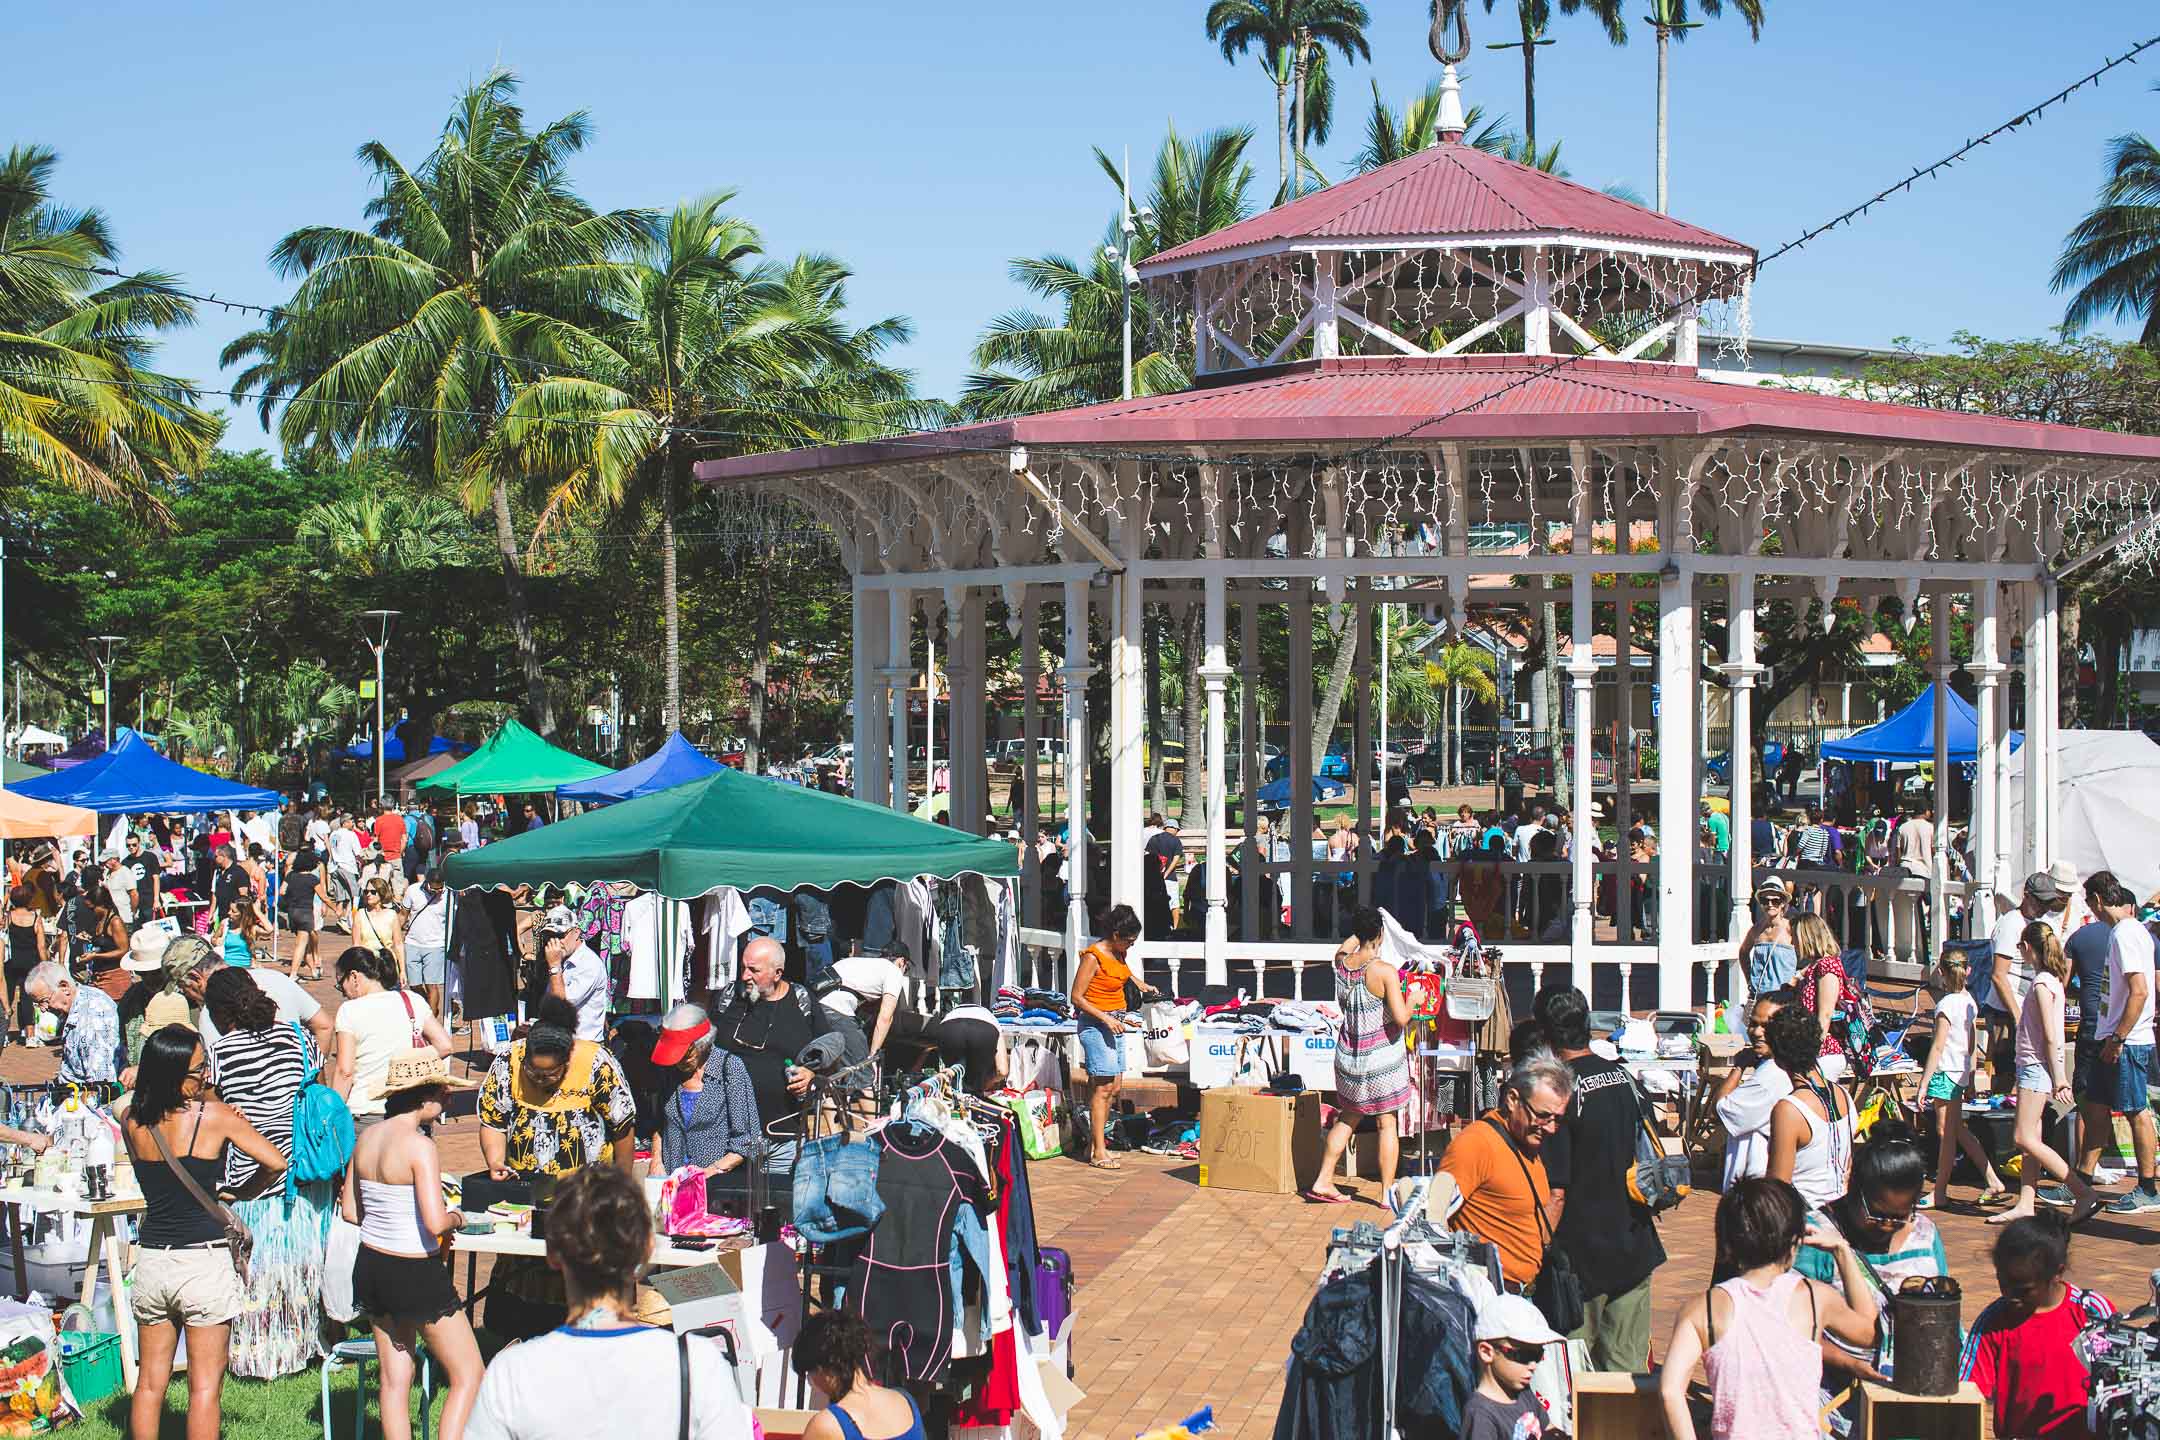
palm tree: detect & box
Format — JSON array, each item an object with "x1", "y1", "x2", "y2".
[
  {"x1": 223, "y1": 71, "x2": 648, "y2": 734},
  {"x1": 2055, "y1": 88, "x2": 2160, "y2": 346},
  {"x1": 1205, "y1": 1, "x2": 1372, "y2": 197},
  {"x1": 484, "y1": 197, "x2": 916, "y2": 732},
  {"x1": 1426, "y1": 638, "x2": 1499, "y2": 783},
  {"x1": 961, "y1": 126, "x2": 1255, "y2": 419},
  {"x1": 1353, "y1": 84, "x2": 1513, "y2": 172},
  {"x1": 294, "y1": 491, "x2": 475, "y2": 577},
  {"x1": 1643, "y1": 0, "x2": 1763, "y2": 211},
  {"x1": 0, "y1": 145, "x2": 219, "y2": 514},
  {"x1": 1468, "y1": 0, "x2": 1627, "y2": 156}
]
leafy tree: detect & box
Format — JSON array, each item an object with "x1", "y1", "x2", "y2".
[
  {"x1": 224, "y1": 70, "x2": 648, "y2": 734},
  {"x1": 1426, "y1": 636, "x2": 1499, "y2": 783},
  {"x1": 1353, "y1": 84, "x2": 1512, "y2": 172},
  {"x1": 2054, "y1": 82, "x2": 2160, "y2": 347},
  {"x1": 1204, "y1": 1, "x2": 1371, "y2": 197},
  {"x1": 0, "y1": 145, "x2": 219, "y2": 514}
]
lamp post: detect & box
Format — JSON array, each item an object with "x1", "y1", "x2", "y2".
[
  {"x1": 1100, "y1": 149, "x2": 1153, "y2": 401},
  {"x1": 90, "y1": 636, "x2": 123, "y2": 748},
  {"x1": 360, "y1": 610, "x2": 400, "y2": 802}
]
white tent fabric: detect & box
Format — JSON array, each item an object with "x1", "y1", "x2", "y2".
[
  {"x1": 9, "y1": 726, "x2": 64, "y2": 748},
  {"x1": 2006, "y1": 730, "x2": 2160, "y2": 906}
]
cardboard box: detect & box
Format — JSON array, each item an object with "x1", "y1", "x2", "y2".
[
  {"x1": 1197, "y1": 1086, "x2": 1323, "y2": 1194},
  {"x1": 1856, "y1": 1380, "x2": 1987, "y2": 1440}
]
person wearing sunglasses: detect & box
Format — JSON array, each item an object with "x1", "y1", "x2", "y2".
[
  {"x1": 1439, "y1": 1050, "x2": 1575, "y2": 1296},
  {"x1": 1461, "y1": 1295, "x2": 1562, "y2": 1440},
  {"x1": 1737, "y1": 875, "x2": 1799, "y2": 997}
]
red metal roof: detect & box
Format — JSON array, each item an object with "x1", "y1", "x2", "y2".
[
  {"x1": 1141, "y1": 141, "x2": 1751, "y2": 272},
  {"x1": 696, "y1": 355, "x2": 2160, "y2": 483}
]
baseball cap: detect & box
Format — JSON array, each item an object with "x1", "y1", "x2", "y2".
[
  {"x1": 540, "y1": 904, "x2": 577, "y2": 934},
  {"x1": 2022, "y1": 871, "x2": 2063, "y2": 904},
  {"x1": 1475, "y1": 1293, "x2": 1562, "y2": 1347}
]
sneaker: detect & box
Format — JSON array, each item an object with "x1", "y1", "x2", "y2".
[
  {"x1": 2103, "y1": 1187, "x2": 2160, "y2": 1215},
  {"x1": 2035, "y1": 1184, "x2": 2078, "y2": 1209}
]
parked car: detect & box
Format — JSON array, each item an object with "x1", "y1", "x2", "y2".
[
  {"x1": 1497, "y1": 743, "x2": 1614, "y2": 787},
  {"x1": 1264, "y1": 745, "x2": 1352, "y2": 782},
  {"x1": 1704, "y1": 739, "x2": 1788, "y2": 784}
]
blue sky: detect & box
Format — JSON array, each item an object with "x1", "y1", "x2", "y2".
[{"x1": 9, "y1": 1, "x2": 2158, "y2": 445}]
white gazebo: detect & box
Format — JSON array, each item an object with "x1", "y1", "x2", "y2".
[{"x1": 700, "y1": 66, "x2": 2160, "y2": 1008}]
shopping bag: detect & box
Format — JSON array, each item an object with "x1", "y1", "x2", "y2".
[
  {"x1": 322, "y1": 1216, "x2": 362, "y2": 1323},
  {"x1": 1000, "y1": 1087, "x2": 1068, "y2": 1160},
  {"x1": 0, "y1": 1301, "x2": 79, "y2": 1426},
  {"x1": 1141, "y1": 1002, "x2": 1188, "y2": 1068}
]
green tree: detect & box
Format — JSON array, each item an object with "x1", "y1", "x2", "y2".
[
  {"x1": 1425, "y1": 637, "x2": 1499, "y2": 783},
  {"x1": 486, "y1": 196, "x2": 916, "y2": 735},
  {"x1": 1642, "y1": 1, "x2": 1763, "y2": 212},
  {"x1": 2054, "y1": 83, "x2": 2160, "y2": 347},
  {"x1": 295, "y1": 489, "x2": 475, "y2": 578},
  {"x1": 0, "y1": 145, "x2": 220, "y2": 514},
  {"x1": 1204, "y1": 1, "x2": 1371, "y2": 197},
  {"x1": 961, "y1": 126, "x2": 1255, "y2": 418},
  {"x1": 224, "y1": 70, "x2": 648, "y2": 734},
  {"x1": 1353, "y1": 83, "x2": 1512, "y2": 172}
]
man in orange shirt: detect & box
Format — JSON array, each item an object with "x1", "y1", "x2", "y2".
[
  {"x1": 371, "y1": 797, "x2": 406, "y2": 867},
  {"x1": 1439, "y1": 1050, "x2": 1575, "y2": 1292}
]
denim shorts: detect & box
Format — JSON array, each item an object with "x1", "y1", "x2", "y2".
[
  {"x1": 1077, "y1": 1018, "x2": 1125, "y2": 1078},
  {"x1": 2112, "y1": 1044, "x2": 2153, "y2": 1114},
  {"x1": 2017, "y1": 1061, "x2": 2054, "y2": 1094},
  {"x1": 405, "y1": 945, "x2": 445, "y2": 985}
]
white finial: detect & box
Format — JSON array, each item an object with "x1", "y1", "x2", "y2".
[{"x1": 1435, "y1": 64, "x2": 1466, "y2": 145}]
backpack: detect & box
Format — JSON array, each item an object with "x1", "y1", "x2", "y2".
[
  {"x1": 1618, "y1": 1068, "x2": 1691, "y2": 1214},
  {"x1": 279, "y1": 811, "x2": 308, "y2": 854},
  {"x1": 289, "y1": 1021, "x2": 355, "y2": 1184}
]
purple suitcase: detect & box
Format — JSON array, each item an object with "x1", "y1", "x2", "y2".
[{"x1": 1035, "y1": 1246, "x2": 1076, "y2": 1373}]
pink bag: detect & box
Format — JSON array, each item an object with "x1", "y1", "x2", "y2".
[{"x1": 657, "y1": 1166, "x2": 751, "y2": 1239}]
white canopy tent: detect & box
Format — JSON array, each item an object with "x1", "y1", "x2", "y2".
[
  {"x1": 2006, "y1": 729, "x2": 2160, "y2": 909},
  {"x1": 9, "y1": 726, "x2": 65, "y2": 749}
]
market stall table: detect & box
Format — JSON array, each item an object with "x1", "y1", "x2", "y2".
[
  {"x1": 447, "y1": 1226, "x2": 751, "y2": 1320},
  {"x1": 0, "y1": 1186, "x2": 145, "y2": 1388}
]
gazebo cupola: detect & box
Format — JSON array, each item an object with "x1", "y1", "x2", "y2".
[{"x1": 1139, "y1": 64, "x2": 1756, "y2": 374}]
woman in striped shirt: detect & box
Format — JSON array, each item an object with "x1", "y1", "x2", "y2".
[{"x1": 204, "y1": 968, "x2": 333, "y2": 1379}]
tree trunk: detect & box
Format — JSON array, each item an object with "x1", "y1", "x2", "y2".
[
  {"x1": 1275, "y1": 73, "x2": 1289, "y2": 197},
  {"x1": 1291, "y1": 35, "x2": 1307, "y2": 201},
  {"x1": 1145, "y1": 608, "x2": 1167, "y2": 819},
  {"x1": 1523, "y1": 16, "x2": 1538, "y2": 156},
  {"x1": 1544, "y1": 601, "x2": 1569, "y2": 812},
  {"x1": 2058, "y1": 590, "x2": 2081, "y2": 729},
  {"x1": 2095, "y1": 597, "x2": 2127, "y2": 727},
  {"x1": 663, "y1": 444, "x2": 688, "y2": 736},
  {"x1": 1312, "y1": 603, "x2": 1358, "y2": 772},
  {"x1": 749, "y1": 564, "x2": 771, "y2": 774},
  {"x1": 1655, "y1": 25, "x2": 1669, "y2": 211},
  {"x1": 1440, "y1": 681, "x2": 1452, "y2": 787},
  {"x1": 489, "y1": 478, "x2": 555, "y2": 735},
  {"x1": 1181, "y1": 604, "x2": 1207, "y2": 826}
]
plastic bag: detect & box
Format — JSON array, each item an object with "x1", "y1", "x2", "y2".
[
  {"x1": 322, "y1": 1216, "x2": 362, "y2": 1324},
  {"x1": 1141, "y1": 1001, "x2": 1188, "y2": 1068},
  {"x1": 0, "y1": 1298, "x2": 81, "y2": 1429},
  {"x1": 998, "y1": 1087, "x2": 1068, "y2": 1160}
]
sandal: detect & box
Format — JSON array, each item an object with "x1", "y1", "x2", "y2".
[
  {"x1": 1975, "y1": 1187, "x2": 2013, "y2": 1207},
  {"x1": 1088, "y1": 1156, "x2": 1123, "y2": 1172},
  {"x1": 1300, "y1": 1188, "x2": 1352, "y2": 1205}
]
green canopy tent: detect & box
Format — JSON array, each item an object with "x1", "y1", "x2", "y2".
[
  {"x1": 3, "y1": 758, "x2": 48, "y2": 784},
  {"x1": 414, "y1": 719, "x2": 613, "y2": 805},
  {"x1": 442, "y1": 767, "x2": 1016, "y2": 897},
  {"x1": 442, "y1": 768, "x2": 1017, "y2": 1003}
]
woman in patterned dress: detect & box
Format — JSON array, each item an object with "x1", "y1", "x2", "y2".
[
  {"x1": 1306, "y1": 908, "x2": 1414, "y2": 1204},
  {"x1": 203, "y1": 967, "x2": 332, "y2": 1379}
]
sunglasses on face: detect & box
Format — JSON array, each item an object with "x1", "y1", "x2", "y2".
[
  {"x1": 1495, "y1": 1341, "x2": 1546, "y2": 1365},
  {"x1": 1860, "y1": 1196, "x2": 1915, "y2": 1227}
]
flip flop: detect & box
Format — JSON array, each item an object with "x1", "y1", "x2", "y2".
[
  {"x1": 1088, "y1": 1156, "x2": 1123, "y2": 1172},
  {"x1": 1301, "y1": 1188, "x2": 1352, "y2": 1205},
  {"x1": 1975, "y1": 1188, "x2": 2013, "y2": 1207}
]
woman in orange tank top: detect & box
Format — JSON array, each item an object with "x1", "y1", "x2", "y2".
[{"x1": 1069, "y1": 903, "x2": 1158, "y2": 1170}]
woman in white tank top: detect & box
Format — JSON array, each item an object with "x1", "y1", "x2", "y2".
[
  {"x1": 343, "y1": 1051, "x2": 484, "y2": 1440},
  {"x1": 1762, "y1": 1006, "x2": 1855, "y2": 1209}
]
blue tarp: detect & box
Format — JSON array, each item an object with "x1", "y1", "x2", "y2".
[
  {"x1": 1819, "y1": 683, "x2": 2024, "y2": 765},
  {"x1": 342, "y1": 734, "x2": 470, "y2": 763},
  {"x1": 1252, "y1": 774, "x2": 1349, "y2": 809},
  {"x1": 555, "y1": 731, "x2": 723, "y2": 804},
  {"x1": 11, "y1": 729, "x2": 282, "y2": 814}
]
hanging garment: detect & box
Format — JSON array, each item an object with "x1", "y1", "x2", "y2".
[
  {"x1": 893, "y1": 878, "x2": 935, "y2": 970},
  {"x1": 622, "y1": 891, "x2": 694, "y2": 1002},
  {"x1": 845, "y1": 1121, "x2": 993, "y2": 1384},
  {"x1": 862, "y1": 883, "x2": 899, "y2": 955},
  {"x1": 703, "y1": 888, "x2": 754, "y2": 995},
  {"x1": 937, "y1": 884, "x2": 974, "y2": 993},
  {"x1": 577, "y1": 883, "x2": 631, "y2": 968},
  {"x1": 452, "y1": 888, "x2": 520, "y2": 1022}
]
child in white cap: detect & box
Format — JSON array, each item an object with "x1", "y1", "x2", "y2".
[{"x1": 1463, "y1": 1295, "x2": 1559, "y2": 1440}]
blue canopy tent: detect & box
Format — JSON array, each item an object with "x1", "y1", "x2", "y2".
[
  {"x1": 555, "y1": 731, "x2": 722, "y2": 805},
  {"x1": 1819, "y1": 683, "x2": 2023, "y2": 765},
  {"x1": 10, "y1": 729, "x2": 282, "y2": 813},
  {"x1": 1252, "y1": 774, "x2": 1348, "y2": 809},
  {"x1": 342, "y1": 734, "x2": 470, "y2": 764}
]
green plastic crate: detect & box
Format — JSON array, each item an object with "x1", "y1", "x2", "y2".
[{"x1": 58, "y1": 1331, "x2": 122, "y2": 1407}]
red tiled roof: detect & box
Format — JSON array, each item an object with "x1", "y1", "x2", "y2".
[
  {"x1": 1140, "y1": 141, "x2": 1751, "y2": 272},
  {"x1": 697, "y1": 355, "x2": 2160, "y2": 483}
]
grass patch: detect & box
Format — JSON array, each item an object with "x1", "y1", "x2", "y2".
[{"x1": 70, "y1": 1359, "x2": 452, "y2": 1439}]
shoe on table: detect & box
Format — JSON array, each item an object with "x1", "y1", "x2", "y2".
[
  {"x1": 2035, "y1": 1184, "x2": 2078, "y2": 1209},
  {"x1": 2103, "y1": 1187, "x2": 2160, "y2": 1215}
]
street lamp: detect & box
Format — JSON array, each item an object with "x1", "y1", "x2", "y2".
[
  {"x1": 1100, "y1": 148, "x2": 1154, "y2": 401},
  {"x1": 90, "y1": 636, "x2": 123, "y2": 747},
  {"x1": 360, "y1": 610, "x2": 400, "y2": 802}
]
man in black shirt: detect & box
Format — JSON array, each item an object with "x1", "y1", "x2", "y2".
[
  {"x1": 208, "y1": 844, "x2": 248, "y2": 919},
  {"x1": 1535, "y1": 985, "x2": 1666, "y2": 1372},
  {"x1": 121, "y1": 833, "x2": 159, "y2": 922},
  {"x1": 709, "y1": 936, "x2": 828, "y2": 1182}
]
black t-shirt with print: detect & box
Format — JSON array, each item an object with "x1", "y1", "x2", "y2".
[{"x1": 1542, "y1": 1051, "x2": 1666, "y2": 1299}]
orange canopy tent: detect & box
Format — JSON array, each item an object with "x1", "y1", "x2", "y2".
[{"x1": 0, "y1": 788, "x2": 100, "y2": 840}]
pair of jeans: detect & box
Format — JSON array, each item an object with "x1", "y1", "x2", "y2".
[
  {"x1": 949, "y1": 1199, "x2": 992, "y2": 1343},
  {"x1": 790, "y1": 1133, "x2": 885, "y2": 1243}
]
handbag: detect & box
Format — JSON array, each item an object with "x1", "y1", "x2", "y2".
[
  {"x1": 144, "y1": 1106, "x2": 254, "y2": 1280},
  {"x1": 1483, "y1": 1116, "x2": 1582, "y2": 1332}
]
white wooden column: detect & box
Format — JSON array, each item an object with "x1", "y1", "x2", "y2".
[
  {"x1": 1289, "y1": 502, "x2": 1317, "y2": 937},
  {"x1": 1566, "y1": 444, "x2": 1596, "y2": 986},
  {"x1": 1109, "y1": 519, "x2": 1146, "y2": 924},
  {"x1": 957, "y1": 588, "x2": 990, "y2": 833},
  {"x1": 885, "y1": 588, "x2": 913, "y2": 811},
  {"x1": 2023, "y1": 580, "x2": 2050, "y2": 870},
  {"x1": 1239, "y1": 593, "x2": 1263, "y2": 940},
  {"x1": 2040, "y1": 577, "x2": 2061, "y2": 865},
  {"x1": 1353, "y1": 587, "x2": 1374, "y2": 909},
  {"x1": 1202, "y1": 573, "x2": 1232, "y2": 982},
  {"x1": 1723, "y1": 570, "x2": 1763, "y2": 967},
  {"x1": 853, "y1": 584, "x2": 890, "y2": 803},
  {"x1": 1930, "y1": 603, "x2": 1953, "y2": 954},
  {"x1": 1969, "y1": 581, "x2": 2003, "y2": 935},
  {"x1": 1656, "y1": 554, "x2": 1697, "y2": 1009},
  {"x1": 1061, "y1": 579, "x2": 1095, "y2": 963}
]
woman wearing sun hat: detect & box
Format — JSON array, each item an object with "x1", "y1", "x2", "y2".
[
  {"x1": 346, "y1": 1047, "x2": 484, "y2": 1440},
  {"x1": 1736, "y1": 875, "x2": 1800, "y2": 996}
]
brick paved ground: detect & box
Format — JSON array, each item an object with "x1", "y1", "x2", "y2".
[{"x1": 20, "y1": 945, "x2": 2160, "y2": 1440}]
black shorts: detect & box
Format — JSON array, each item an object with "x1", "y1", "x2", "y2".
[
  {"x1": 927, "y1": 1017, "x2": 1001, "y2": 1092},
  {"x1": 353, "y1": 1244, "x2": 459, "y2": 1325}
]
